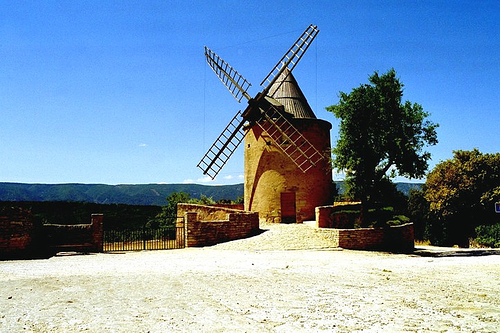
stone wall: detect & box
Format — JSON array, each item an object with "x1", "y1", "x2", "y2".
[
  {"x1": 315, "y1": 203, "x2": 362, "y2": 228},
  {"x1": 177, "y1": 203, "x2": 259, "y2": 247},
  {"x1": 211, "y1": 203, "x2": 244, "y2": 210},
  {"x1": 0, "y1": 207, "x2": 38, "y2": 259},
  {"x1": 1, "y1": 209, "x2": 103, "y2": 259},
  {"x1": 318, "y1": 223, "x2": 415, "y2": 253},
  {"x1": 43, "y1": 214, "x2": 103, "y2": 253}
]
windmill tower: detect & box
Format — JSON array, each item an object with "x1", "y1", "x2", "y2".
[{"x1": 198, "y1": 25, "x2": 334, "y2": 223}]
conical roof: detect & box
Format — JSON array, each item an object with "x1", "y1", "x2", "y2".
[{"x1": 266, "y1": 68, "x2": 317, "y2": 119}]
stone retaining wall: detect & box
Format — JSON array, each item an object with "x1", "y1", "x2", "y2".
[
  {"x1": 43, "y1": 214, "x2": 103, "y2": 253},
  {"x1": 0, "y1": 207, "x2": 38, "y2": 259},
  {"x1": 315, "y1": 203, "x2": 414, "y2": 252},
  {"x1": 177, "y1": 204, "x2": 259, "y2": 247},
  {"x1": 315, "y1": 203, "x2": 362, "y2": 228},
  {"x1": 1, "y1": 208, "x2": 103, "y2": 259},
  {"x1": 318, "y1": 223, "x2": 415, "y2": 253}
]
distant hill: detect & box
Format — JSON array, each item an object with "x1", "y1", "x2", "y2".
[
  {"x1": 0, "y1": 183, "x2": 244, "y2": 206},
  {"x1": 0, "y1": 181, "x2": 422, "y2": 205},
  {"x1": 394, "y1": 182, "x2": 423, "y2": 196},
  {"x1": 335, "y1": 181, "x2": 422, "y2": 196}
]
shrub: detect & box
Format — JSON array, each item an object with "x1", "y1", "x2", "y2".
[
  {"x1": 333, "y1": 206, "x2": 409, "y2": 228},
  {"x1": 474, "y1": 224, "x2": 500, "y2": 248}
]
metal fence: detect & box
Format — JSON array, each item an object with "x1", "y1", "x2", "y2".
[{"x1": 103, "y1": 220, "x2": 185, "y2": 252}]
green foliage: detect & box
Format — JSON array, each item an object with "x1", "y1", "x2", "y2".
[
  {"x1": 148, "y1": 192, "x2": 220, "y2": 229},
  {"x1": 335, "y1": 181, "x2": 422, "y2": 197},
  {"x1": 0, "y1": 201, "x2": 163, "y2": 231},
  {"x1": 326, "y1": 69, "x2": 438, "y2": 209},
  {"x1": 408, "y1": 188, "x2": 430, "y2": 240},
  {"x1": 366, "y1": 206, "x2": 409, "y2": 228},
  {"x1": 334, "y1": 206, "x2": 409, "y2": 229},
  {"x1": 189, "y1": 194, "x2": 216, "y2": 205},
  {"x1": 370, "y1": 178, "x2": 408, "y2": 212},
  {"x1": 148, "y1": 192, "x2": 191, "y2": 229},
  {"x1": 424, "y1": 149, "x2": 500, "y2": 246},
  {"x1": 407, "y1": 188, "x2": 457, "y2": 246},
  {"x1": 474, "y1": 224, "x2": 500, "y2": 248},
  {"x1": 388, "y1": 215, "x2": 410, "y2": 226},
  {"x1": 331, "y1": 208, "x2": 362, "y2": 228}
]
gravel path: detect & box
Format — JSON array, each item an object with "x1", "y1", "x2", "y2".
[
  {"x1": 212, "y1": 222, "x2": 337, "y2": 251},
  {"x1": 1, "y1": 223, "x2": 500, "y2": 332}
]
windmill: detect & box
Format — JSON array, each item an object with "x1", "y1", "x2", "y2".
[{"x1": 198, "y1": 25, "x2": 333, "y2": 223}]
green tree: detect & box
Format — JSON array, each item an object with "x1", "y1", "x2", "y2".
[
  {"x1": 149, "y1": 192, "x2": 191, "y2": 228},
  {"x1": 424, "y1": 149, "x2": 500, "y2": 246},
  {"x1": 407, "y1": 188, "x2": 435, "y2": 241},
  {"x1": 149, "y1": 192, "x2": 223, "y2": 228},
  {"x1": 189, "y1": 194, "x2": 215, "y2": 205},
  {"x1": 326, "y1": 69, "x2": 438, "y2": 223}
]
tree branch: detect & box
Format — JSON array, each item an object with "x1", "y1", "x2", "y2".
[{"x1": 379, "y1": 160, "x2": 394, "y2": 178}]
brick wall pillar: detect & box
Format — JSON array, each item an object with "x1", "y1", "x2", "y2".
[
  {"x1": 91, "y1": 214, "x2": 104, "y2": 252},
  {"x1": 184, "y1": 212, "x2": 198, "y2": 247}
]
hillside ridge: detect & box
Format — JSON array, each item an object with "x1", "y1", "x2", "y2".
[
  {"x1": 0, "y1": 182, "x2": 422, "y2": 206},
  {"x1": 0, "y1": 182, "x2": 244, "y2": 206}
]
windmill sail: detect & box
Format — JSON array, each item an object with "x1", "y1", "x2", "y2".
[
  {"x1": 199, "y1": 24, "x2": 321, "y2": 179},
  {"x1": 205, "y1": 47, "x2": 252, "y2": 103},
  {"x1": 260, "y1": 24, "x2": 319, "y2": 93},
  {"x1": 256, "y1": 104, "x2": 324, "y2": 173},
  {"x1": 197, "y1": 111, "x2": 246, "y2": 179}
]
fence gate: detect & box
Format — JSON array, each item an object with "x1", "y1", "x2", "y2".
[{"x1": 103, "y1": 217, "x2": 184, "y2": 252}]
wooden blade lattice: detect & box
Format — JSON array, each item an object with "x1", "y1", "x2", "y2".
[
  {"x1": 197, "y1": 111, "x2": 246, "y2": 179},
  {"x1": 205, "y1": 47, "x2": 252, "y2": 103},
  {"x1": 260, "y1": 25, "x2": 319, "y2": 94},
  {"x1": 256, "y1": 110, "x2": 324, "y2": 173},
  {"x1": 198, "y1": 25, "x2": 321, "y2": 178}
]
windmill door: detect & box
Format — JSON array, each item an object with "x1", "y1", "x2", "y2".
[{"x1": 280, "y1": 192, "x2": 296, "y2": 223}]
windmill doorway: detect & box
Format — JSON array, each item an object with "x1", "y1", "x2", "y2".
[{"x1": 280, "y1": 191, "x2": 296, "y2": 223}]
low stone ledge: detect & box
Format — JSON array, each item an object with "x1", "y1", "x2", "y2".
[
  {"x1": 315, "y1": 203, "x2": 362, "y2": 228},
  {"x1": 318, "y1": 223, "x2": 415, "y2": 253},
  {"x1": 1, "y1": 209, "x2": 103, "y2": 259},
  {"x1": 178, "y1": 204, "x2": 259, "y2": 247}
]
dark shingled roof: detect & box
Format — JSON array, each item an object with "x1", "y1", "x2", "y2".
[{"x1": 266, "y1": 68, "x2": 317, "y2": 119}]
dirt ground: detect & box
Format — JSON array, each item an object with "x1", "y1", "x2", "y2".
[{"x1": 1, "y1": 223, "x2": 499, "y2": 332}]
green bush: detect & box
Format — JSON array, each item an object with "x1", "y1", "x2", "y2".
[
  {"x1": 474, "y1": 224, "x2": 500, "y2": 248},
  {"x1": 366, "y1": 206, "x2": 409, "y2": 228},
  {"x1": 333, "y1": 206, "x2": 409, "y2": 228}
]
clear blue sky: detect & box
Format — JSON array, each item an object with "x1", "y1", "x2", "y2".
[{"x1": 1, "y1": 1, "x2": 498, "y2": 185}]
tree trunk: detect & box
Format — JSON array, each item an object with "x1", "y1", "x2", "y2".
[
  {"x1": 359, "y1": 196, "x2": 371, "y2": 228},
  {"x1": 359, "y1": 204, "x2": 366, "y2": 227}
]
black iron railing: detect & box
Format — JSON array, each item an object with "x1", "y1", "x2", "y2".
[{"x1": 103, "y1": 224, "x2": 185, "y2": 252}]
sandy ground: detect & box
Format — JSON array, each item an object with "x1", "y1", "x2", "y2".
[{"x1": 1, "y1": 223, "x2": 500, "y2": 333}]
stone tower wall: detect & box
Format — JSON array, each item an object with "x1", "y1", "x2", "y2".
[{"x1": 244, "y1": 118, "x2": 333, "y2": 223}]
